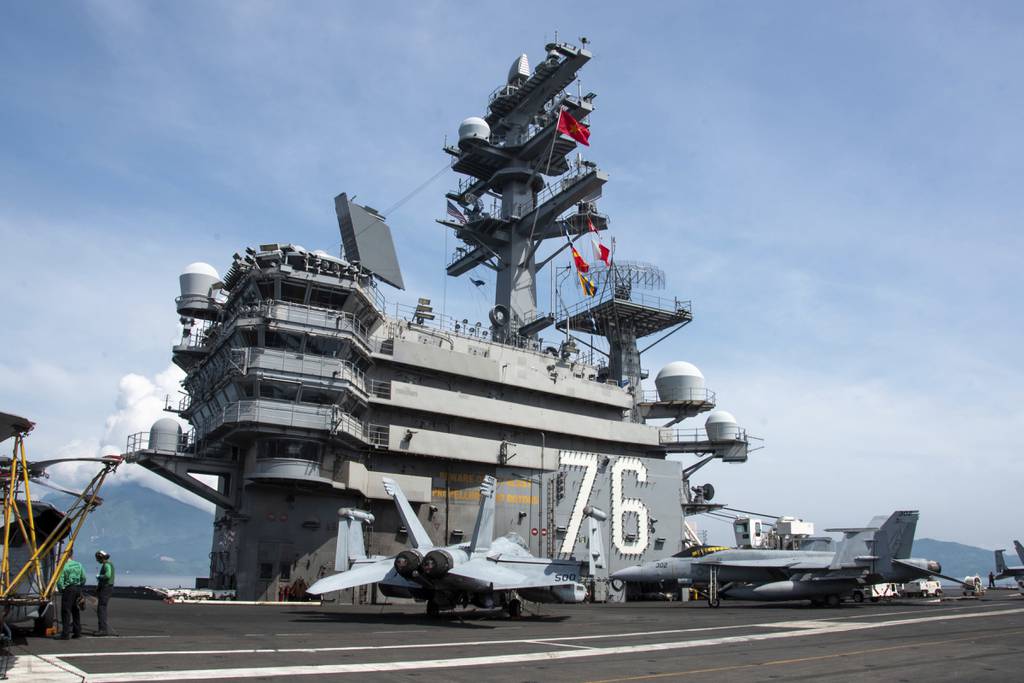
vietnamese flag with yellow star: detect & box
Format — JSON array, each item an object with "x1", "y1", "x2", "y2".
[{"x1": 557, "y1": 109, "x2": 590, "y2": 146}]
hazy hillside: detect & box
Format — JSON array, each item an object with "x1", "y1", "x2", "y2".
[
  {"x1": 45, "y1": 482, "x2": 214, "y2": 579},
  {"x1": 913, "y1": 538, "x2": 1012, "y2": 583}
]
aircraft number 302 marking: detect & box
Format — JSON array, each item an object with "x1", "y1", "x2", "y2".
[{"x1": 557, "y1": 451, "x2": 650, "y2": 557}]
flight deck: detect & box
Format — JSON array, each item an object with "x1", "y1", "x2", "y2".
[{"x1": 8, "y1": 590, "x2": 1023, "y2": 682}]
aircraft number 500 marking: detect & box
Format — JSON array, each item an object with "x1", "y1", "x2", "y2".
[{"x1": 557, "y1": 451, "x2": 651, "y2": 557}]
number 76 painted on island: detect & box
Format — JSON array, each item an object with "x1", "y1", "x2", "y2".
[{"x1": 557, "y1": 451, "x2": 650, "y2": 557}]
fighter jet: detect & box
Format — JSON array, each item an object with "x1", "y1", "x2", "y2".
[
  {"x1": 613, "y1": 511, "x2": 954, "y2": 607},
  {"x1": 308, "y1": 475, "x2": 599, "y2": 617},
  {"x1": 993, "y1": 541, "x2": 1024, "y2": 586}
]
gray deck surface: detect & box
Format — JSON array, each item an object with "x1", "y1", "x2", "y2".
[{"x1": 7, "y1": 589, "x2": 1023, "y2": 682}]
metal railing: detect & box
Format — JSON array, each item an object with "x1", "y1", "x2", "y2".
[
  {"x1": 175, "y1": 318, "x2": 218, "y2": 350},
  {"x1": 510, "y1": 165, "x2": 597, "y2": 219},
  {"x1": 366, "y1": 424, "x2": 389, "y2": 448},
  {"x1": 559, "y1": 290, "x2": 692, "y2": 323},
  {"x1": 367, "y1": 379, "x2": 391, "y2": 400},
  {"x1": 389, "y1": 304, "x2": 554, "y2": 359},
  {"x1": 125, "y1": 429, "x2": 194, "y2": 456},
  {"x1": 640, "y1": 387, "x2": 716, "y2": 405},
  {"x1": 242, "y1": 348, "x2": 367, "y2": 390},
  {"x1": 259, "y1": 301, "x2": 370, "y2": 347},
  {"x1": 164, "y1": 394, "x2": 191, "y2": 414},
  {"x1": 659, "y1": 427, "x2": 748, "y2": 445}
]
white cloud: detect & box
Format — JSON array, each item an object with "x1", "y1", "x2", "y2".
[{"x1": 43, "y1": 365, "x2": 216, "y2": 513}]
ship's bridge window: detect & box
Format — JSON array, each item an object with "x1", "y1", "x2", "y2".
[
  {"x1": 305, "y1": 335, "x2": 343, "y2": 358},
  {"x1": 310, "y1": 287, "x2": 346, "y2": 311},
  {"x1": 300, "y1": 387, "x2": 338, "y2": 406},
  {"x1": 265, "y1": 330, "x2": 302, "y2": 352},
  {"x1": 281, "y1": 282, "x2": 307, "y2": 304},
  {"x1": 256, "y1": 438, "x2": 321, "y2": 462},
  {"x1": 258, "y1": 381, "x2": 299, "y2": 402}
]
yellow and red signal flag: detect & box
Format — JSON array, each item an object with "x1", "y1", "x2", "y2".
[
  {"x1": 557, "y1": 108, "x2": 590, "y2": 147},
  {"x1": 578, "y1": 270, "x2": 597, "y2": 297},
  {"x1": 570, "y1": 244, "x2": 590, "y2": 273},
  {"x1": 587, "y1": 216, "x2": 612, "y2": 267}
]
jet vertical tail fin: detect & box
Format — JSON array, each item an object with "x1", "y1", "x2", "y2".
[
  {"x1": 1014, "y1": 540, "x2": 1024, "y2": 565},
  {"x1": 872, "y1": 510, "x2": 919, "y2": 567},
  {"x1": 468, "y1": 475, "x2": 497, "y2": 554},
  {"x1": 381, "y1": 477, "x2": 433, "y2": 549},
  {"x1": 828, "y1": 515, "x2": 886, "y2": 569},
  {"x1": 995, "y1": 549, "x2": 1008, "y2": 574},
  {"x1": 335, "y1": 508, "x2": 374, "y2": 571}
]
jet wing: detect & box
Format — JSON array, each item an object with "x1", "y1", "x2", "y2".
[
  {"x1": 447, "y1": 557, "x2": 581, "y2": 591},
  {"x1": 696, "y1": 558, "x2": 805, "y2": 570},
  {"x1": 308, "y1": 559, "x2": 395, "y2": 595},
  {"x1": 890, "y1": 558, "x2": 968, "y2": 586}
]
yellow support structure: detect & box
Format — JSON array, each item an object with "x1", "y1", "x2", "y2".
[{"x1": 0, "y1": 419, "x2": 121, "y2": 611}]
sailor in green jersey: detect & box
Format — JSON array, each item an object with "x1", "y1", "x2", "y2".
[
  {"x1": 56, "y1": 548, "x2": 86, "y2": 639},
  {"x1": 95, "y1": 550, "x2": 115, "y2": 636}
]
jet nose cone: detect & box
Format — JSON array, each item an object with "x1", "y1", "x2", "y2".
[{"x1": 611, "y1": 565, "x2": 642, "y2": 582}]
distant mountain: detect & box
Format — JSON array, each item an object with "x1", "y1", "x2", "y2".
[
  {"x1": 913, "y1": 538, "x2": 1011, "y2": 583},
  {"x1": 44, "y1": 481, "x2": 214, "y2": 579}
]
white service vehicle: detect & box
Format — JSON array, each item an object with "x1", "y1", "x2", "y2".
[
  {"x1": 962, "y1": 575, "x2": 986, "y2": 596},
  {"x1": 903, "y1": 579, "x2": 943, "y2": 598},
  {"x1": 851, "y1": 582, "x2": 900, "y2": 603}
]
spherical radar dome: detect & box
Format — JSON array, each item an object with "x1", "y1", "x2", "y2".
[
  {"x1": 459, "y1": 117, "x2": 490, "y2": 145},
  {"x1": 179, "y1": 261, "x2": 221, "y2": 304},
  {"x1": 705, "y1": 410, "x2": 740, "y2": 441},
  {"x1": 149, "y1": 418, "x2": 183, "y2": 452},
  {"x1": 654, "y1": 361, "x2": 705, "y2": 402},
  {"x1": 182, "y1": 262, "x2": 219, "y2": 279}
]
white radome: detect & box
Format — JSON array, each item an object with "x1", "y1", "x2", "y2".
[
  {"x1": 705, "y1": 410, "x2": 740, "y2": 441},
  {"x1": 654, "y1": 361, "x2": 705, "y2": 402},
  {"x1": 458, "y1": 117, "x2": 491, "y2": 144},
  {"x1": 182, "y1": 262, "x2": 219, "y2": 279},
  {"x1": 149, "y1": 418, "x2": 183, "y2": 451}
]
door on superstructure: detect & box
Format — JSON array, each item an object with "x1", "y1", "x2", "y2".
[{"x1": 256, "y1": 541, "x2": 295, "y2": 601}]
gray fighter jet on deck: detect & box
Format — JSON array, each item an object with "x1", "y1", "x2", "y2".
[
  {"x1": 308, "y1": 475, "x2": 599, "y2": 617},
  {"x1": 993, "y1": 541, "x2": 1024, "y2": 587},
  {"x1": 612, "y1": 511, "x2": 955, "y2": 607}
]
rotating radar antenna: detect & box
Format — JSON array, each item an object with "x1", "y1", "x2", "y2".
[{"x1": 587, "y1": 260, "x2": 665, "y2": 294}]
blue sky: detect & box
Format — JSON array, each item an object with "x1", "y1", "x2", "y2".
[{"x1": 1, "y1": 2, "x2": 1022, "y2": 549}]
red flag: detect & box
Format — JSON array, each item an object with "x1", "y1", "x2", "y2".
[
  {"x1": 570, "y1": 245, "x2": 590, "y2": 273},
  {"x1": 587, "y1": 216, "x2": 611, "y2": 266},
  {"x1": 591, "y1": 239, "x2": 612, "y2": 267},
  {"x1": 557, "y1": 109, "x2": 590, "y2": 146}
]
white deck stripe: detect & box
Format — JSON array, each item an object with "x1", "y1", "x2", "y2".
[
  {"x1": 45, "y1": 599, "x2": 1009, "y2": 660},
  {"x1": 527, "y1": 640, "x2": 597, "y2": 650},
  {"x1": 55, "y1": 606, "x2": 1024, "y2": 682}
]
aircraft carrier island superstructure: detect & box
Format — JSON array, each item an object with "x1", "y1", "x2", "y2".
[{"x1": 126, "y1": 40, "x2": 760, "y2": 602}]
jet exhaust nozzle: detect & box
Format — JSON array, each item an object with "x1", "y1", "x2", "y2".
[
  {"x1": 420, "y1": 549, "x2": 454, "y2": 579},
  {"x1": 393, "y1": 550, "x2": 423, "y2": 578}
]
